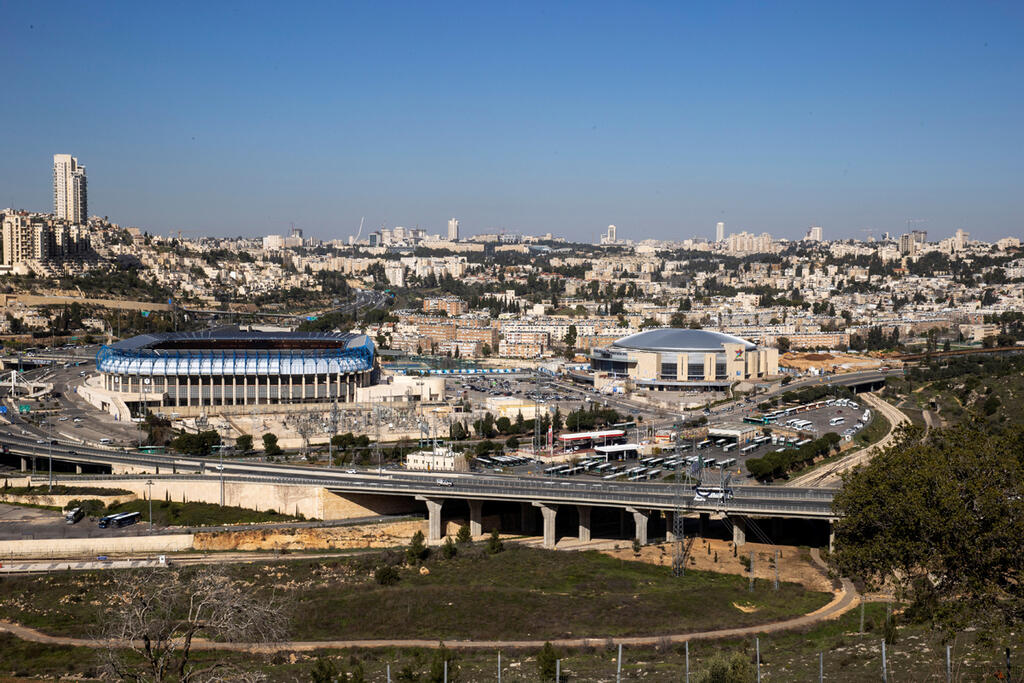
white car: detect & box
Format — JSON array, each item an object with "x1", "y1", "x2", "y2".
[
  {"x1": 346, "y1": 469, "x2": 357, "y2": 474},
  {"x1": 435, "y1": 478, "x2": 454, "y2": 487}
]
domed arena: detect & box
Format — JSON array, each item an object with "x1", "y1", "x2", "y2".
[{"x1": 589, "y1": 328, "x2": 778, "y2": 392}]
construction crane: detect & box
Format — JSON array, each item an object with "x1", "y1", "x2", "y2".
[{"x1": 354, "y1": 216, "x2": 364, "y2": 242}]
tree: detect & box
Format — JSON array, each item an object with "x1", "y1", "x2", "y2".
[
  {"x1": 456, "y1": 524, "x2": 472, "y2": 544},
  {"x1": 776, "y1": 336, "x2": 791, "y2": 353},
  {"x1": 563, "y1": 324, "x2": 577, "y2": 349},
  {"x1": 374, "y1": 564, "x2": 400, "y2": 586},
  {"x1": 407, "y1": 530, "x2": 428, "y2": 565},
  {"x1": 170, "y1": 430, "x2": 221, "y2": 456},
  {"x1": 441, "y1": 536, "x2": 458, "y2": 559},
  {"x1": 235, "y1": 434, "x2": 253, "y2": 452},
  {"x1": 98, "y1": 567, "x2": 287, "y2": 681},
  {"x1": 487, "y1": 528, "x2": 504, "y2": 554},
  {"x1": 262, "y1": 432, "x2": 282, "y2": 456},
  {"x1": 537, "y1": 642, "x2": 559, "y2": 681},
  {"x1": 693, "y1": 652, "x2": 755, "y2": 683},
  {"x1": 832, "y1": 424, "x2": 1024, "y2": 635}
]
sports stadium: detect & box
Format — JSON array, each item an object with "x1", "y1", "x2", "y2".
[
  {"x1": 93, "y1": 327, "x2": 378, "y2": 416},
  {"x1": 589, "y1": 328, "x2": 778, "y2": 391}
]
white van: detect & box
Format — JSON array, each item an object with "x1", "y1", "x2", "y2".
[{"x1": 99, "y1": 438, "x2": 112, "y2": 444}]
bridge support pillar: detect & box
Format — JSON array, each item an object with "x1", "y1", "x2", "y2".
[
  {"x1": 627, "y1": 507, "x2": 648, "y2": 546},
  {"x1": 468, "y1": 500, "x2": 483, "y2": 537},
  {"x1": 828, "y1": 520, "x2": 835, "y2": 554},
  {"x1": 75, "y1": 464, "x2": 82, "y2": 474},
  {"x1": 698, "y1": 512, "x2": 710, "y2": 538},
  {"x1": 20, "y1": 457, "x2": 27, "y2": 472},
  {"x1": 732, "y1": 516, "x2": 747, "y2": 547},
  {"x1": 533, "y1": 502, "x2": 558, "y2": 549},
  {"x1": 417, "y1": 497, "x2": 444, "y2": 543},
  {"x1": 577, "y1": 505, "x2": 591, "y2": 543},
  {"x1": 665, "y1": 511, "x2": 679, "y2": 543}
]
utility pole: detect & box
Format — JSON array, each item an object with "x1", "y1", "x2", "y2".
[
  {"x1": 671, "y1": 431, "x2": 686, "y2": 577},
  {"x1": 146, "y1": 479, "x2": 154, "y2": 531},
  {"x1": 47, "y1": 419, "x2": 53, "y2": 492}
]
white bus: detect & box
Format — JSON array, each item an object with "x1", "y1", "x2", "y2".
[
  {"x1": 829, "y1": 417, "x2": 846, "y2": 426},
  {"x1": 696, "y1": 440, "x2": 712, "y2": 450},
  {"x1": 722, "y1": 443, "x2": 736, "y2": 453},
  {"x1": 718, "y1": 457, "x2": 737, "y2": 468},
  {"x1": 740, "y1": 444, "x2": 757, "y2": 454}
]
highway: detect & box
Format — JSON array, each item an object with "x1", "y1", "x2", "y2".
[{"x1": 0, "y1": 431, "x2": 836, "y2": 520}]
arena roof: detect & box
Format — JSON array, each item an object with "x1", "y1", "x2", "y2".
[
  {"x1": 610, "y1": 328, "x2": 756, "y2": 353},
  {"x1": 98, "y1": 327, "x2": 376, "y2": 376},
  {"x1": 109, "y1": 327, "x2": 369, "y2": 352}
]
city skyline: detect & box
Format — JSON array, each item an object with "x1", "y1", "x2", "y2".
[{"x1": 1, "y1": 2, "x2": 1022, "y2": 241}]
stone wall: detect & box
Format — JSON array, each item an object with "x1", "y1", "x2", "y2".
[
  {"x1": 0, "y1": 534, "x2": 194, "y2": 559},
  {"x1": 0, "y1": 492, "x2": 136, "y2": 508}
]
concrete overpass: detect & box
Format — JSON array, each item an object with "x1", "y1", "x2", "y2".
[{"x1": 0, "y1": 432, "x2": 838, "y2": 550}]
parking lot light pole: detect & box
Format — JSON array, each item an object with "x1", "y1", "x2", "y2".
[{"x1": 146, "y1": 479, "x2": 154, "y2": 531}]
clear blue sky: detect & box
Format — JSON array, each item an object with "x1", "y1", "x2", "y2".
[{"x1": 1, "y1": 1, "x2": 1021, "y2": 242}]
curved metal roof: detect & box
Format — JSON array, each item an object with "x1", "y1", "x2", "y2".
[
  {"x1": 610, "y1": 328, "x2": 756, "y2": 352},
  {"x1": 109, "y1": 327, "x2": 366, "y2": 352}
]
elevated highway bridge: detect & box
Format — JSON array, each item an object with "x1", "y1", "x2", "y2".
[{"x1": 1, "y1": 432, "x2": 838, "y2": 550}]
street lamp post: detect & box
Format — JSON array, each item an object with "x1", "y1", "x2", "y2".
[
  {"x1": 46, "y1": 419, "x2": 53, "y2": 492},
  {"x1": 146, "y1": 479, "x2": 154, "y2": 531}
]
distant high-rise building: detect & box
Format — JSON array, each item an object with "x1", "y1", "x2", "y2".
[
  {"x1": 53, "y1": 154, "x2": 87, "y2": 224},
  {"x1": 911, "y1": 229, "x2": 928, "y2": 244},
  {"x1": 898, "y1": 233, "x2": 917, "y2": 256},
  {"x1": 804, "y1": 226, "x2": 823, "y2": 242},
  {"x1": 715, "y1": 221, "x2": 725, "y2": 243},
  {"x1": 447, "y1": 218, "x2": 459, "y2": 241},
  {"x1": 607, "y1": 224, "x2": 616, "y2": 242}
]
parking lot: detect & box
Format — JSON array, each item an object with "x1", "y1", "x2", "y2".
[{"x1": 469, "y1": 398, "x2": 874, "y2": 484}]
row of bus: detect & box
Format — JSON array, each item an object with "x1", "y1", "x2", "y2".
[
  {"x1": 475, "y1": 454, "x2": 535, "y2": 469},
  {"x1": 97, "y1": 511, "x2": 141, "y2": 529}
]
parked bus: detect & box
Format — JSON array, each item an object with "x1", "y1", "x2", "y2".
[
  {"x1": 696, "y1": 440, "x2": 712, "y2": 450},
  {"x1": 99, "y1": 511, "x2": 141, "y2": 529},
  {"x1": 64, "y1": 507, "x2": 84, "y2": 524},
  {"x1": 740, "y1": 444, "x2": 758, "y2": 454},
  {"x1": 718, "y1": 457, "x2": 737, "y2": 469},
  {"x1": 722, "y1": 443, "x2": 736, "y2": 453},
  {"x1": 829, "y1": 417, "x2": 846, "y2": 426},
  {"x1": 795, "y1": 438, "x2": 812, "y2": 447}
]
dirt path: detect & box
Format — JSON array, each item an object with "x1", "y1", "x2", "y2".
[{"x1": 0, "y1": 549, "x2": 859, "y2": 652}]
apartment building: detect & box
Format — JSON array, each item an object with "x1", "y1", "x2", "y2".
[{"x1": 423, "y1": 296, "x2": 468, "y2": 316}]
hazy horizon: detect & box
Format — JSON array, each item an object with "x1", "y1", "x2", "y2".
[{"x1": 1, "y1": 2, "x2": 1022, "y2": 242}]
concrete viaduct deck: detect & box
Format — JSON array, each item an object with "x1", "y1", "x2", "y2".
[{"x1": 3, "y1": 430, "x2": 838, "y2": 551}]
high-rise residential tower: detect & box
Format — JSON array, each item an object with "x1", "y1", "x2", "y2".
[
  {"x1": 805, "y1": 226, "x2": 823, "y2": 242},
  {"x1": 447, "y1": 218, "x2": 459, "y2": 241},
  {"x1": 716, "y1": 221, "x2": 725, "y2": 242},
  {"x1": 53, "y1": 154, "x2": 87, "y2": 223}
]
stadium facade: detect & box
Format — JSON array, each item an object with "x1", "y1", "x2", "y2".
[
  {"x1": 93, "y1": 328, "x2": 378, "y2": 415},
  {"x1": 589, "y1": 328, "x2": 778, "y2": 391}
]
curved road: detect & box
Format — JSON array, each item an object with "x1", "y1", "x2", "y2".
[
  {"x1": 0, "y1": 548, "x2": 858, "y2": 651},
  {"x1": 785, "y1": 392, "x2": 910, "y2": 487}
]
